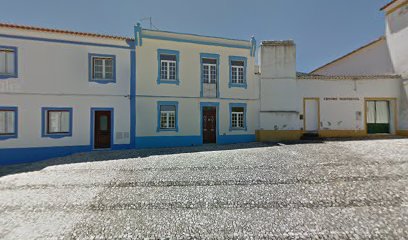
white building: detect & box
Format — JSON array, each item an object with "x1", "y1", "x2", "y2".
[{"x1": 1, "y1": 0, "x2": 407, "y2": 164}]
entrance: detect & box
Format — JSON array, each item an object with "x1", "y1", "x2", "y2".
[
  {"x1": 366, "y1": 100, "x2": 390, "y2": 134},
  {"x1": 202, "y1": 106, "x2": 216, "y2": 143},
  {"x1": 304, "y1": 98, "x2": 320, "y2": 132},
  {"x1": 94, "y1": 110, "x2": 112, "y2": 149}
]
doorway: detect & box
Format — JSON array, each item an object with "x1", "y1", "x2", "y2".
[
  {"x1": 366, "y1": 100, "x2": 390, "y2": 134},
  {"x1": 93, "y1": 110, "x2": 112, "y2": 149},
  {"x1": 202, "y1": 106, "x2": 217, "y2": 143},
  {"x1": 304, "y1": 98, "x2": 320, "y2": 132}
]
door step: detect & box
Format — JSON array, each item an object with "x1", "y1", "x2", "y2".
[{"x1": 301, "y1": 132, "x2": 321, "y2": 140}]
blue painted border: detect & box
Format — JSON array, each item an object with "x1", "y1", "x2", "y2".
[
  {"x1": 200, "y1": 102, "x2": 220, "y2": 144},
  {"x1": 88, "y1": 53, "x2": 116, "y2": 83},
  {"x1": 143, "y1": 34, "x2": 251, "y2": 50},
  {"x1": 229, "y1": 103, "x2": 247, "y2": 131},
  {"x1": 250, "y1": 36, "x2": 256, "y2": 57},
  {"x1": 156, "y1": 49, "x2": 180, "y2": 85},
  {"x1": 157, "y1": 101, "x2": 179, "y2": 132},
  {"x1": 218, "y1": 134, "x2": 256, "y2": 144},
  {"x1": 0, "y1": 34, "x2": 131, "y2": 49},
  {"x1": 228, "y1": 56, "x2": 247, "y2": 89},
  {"x1": 0, "y1": 106, "x2": 18, "y2": 140},
  {"x1": 41, "y1": 107, "x2": 73, "y2": 138},
  {"x1": 90, "y1": 108, "x2": 114, "y2": 149},
  {"x1": 135, "y1": 135, "x2": 201, "y2": 149},
  {"x1": 0, "y1": 45, "x2": 18, "y2": 79},
  {"x1": 130, "y1": 45, "x2": 136, "y2": 148},
  {"x1": 200, "y1": 53, "x2": 220, "y2": 98}
]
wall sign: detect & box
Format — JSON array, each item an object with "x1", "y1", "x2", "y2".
[{"x1": 323, "y1": 97, "x2": 360, "y2": 101}]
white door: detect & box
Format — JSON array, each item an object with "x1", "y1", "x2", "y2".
[{"x1": 304, "y1": 98, "x2": 319, "y2": 132}]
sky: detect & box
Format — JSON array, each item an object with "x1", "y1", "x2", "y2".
[{"x1": 0, "y1": 0, "x2": 390, "y2": 72}]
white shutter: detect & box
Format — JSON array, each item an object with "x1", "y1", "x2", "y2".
[
  {"x1": 6, "y1": 52, "x2": 15, "y2": 74},
  {"x1": 367, "y1": 101, "x2": 376, "y2": 124},
  {"x1": 376, "y1": 101, "x2": 389, "y2": 124},
  {"x1": 48, "y1": 112, "x2": 61, "y2": 133},
  {"x1": 6, "y1": 111, "x2": 15, "y2": 133},
  {"x1": 0, "y1": 111, "x2": 6, "y2": 133},
  {"x1": 0, "y1": 51, "x2": 6, "y2": 73},
  {"x1": 60, "y1": 111, "x2": 70, "y2": 132}
]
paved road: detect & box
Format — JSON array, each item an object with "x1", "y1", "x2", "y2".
[{"x1": 1, "y1": 139, "x2": 408, "y2": 239}]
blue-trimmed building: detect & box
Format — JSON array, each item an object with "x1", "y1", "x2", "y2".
[{"x1": 0, "y1": 23, "x2": 258, "y2": 164}]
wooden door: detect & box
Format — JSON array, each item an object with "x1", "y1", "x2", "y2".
[
  {"x1": 202, "y1": 107, "x2": 216, "y2": 144},
  {"x1": 94, "y1": 111, "x2": 111, "y2": 149}
]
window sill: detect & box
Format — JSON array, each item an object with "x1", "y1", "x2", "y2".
[
  {"x1": 0, "y1": 134, "x2": 17, "y2": 140},
  {"x1": 0, "y1": 74, "x2": 18, "y2": 79},
  {"x1": 229, "y1": 127, "x2": 247, "y2": 132},
  {"x1": 89, "y1": 79, "x2": 116, "y2": 84},
  {"x1": 157, "y1": 128, "x2": 178, "y2": 132},
  {"x1": 42, "y1": 133, "x2": 72, "y2": 139},
  {"x1": 157, "y1": 79, "x2": 180, "y2": 85},
  {"x1": 229, "y1": 83, "x2": 247, "y2": 89}
]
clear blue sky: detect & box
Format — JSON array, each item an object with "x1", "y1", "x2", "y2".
[{"x1": 0, "y1": 0, "x2": 390, "y2": 72}]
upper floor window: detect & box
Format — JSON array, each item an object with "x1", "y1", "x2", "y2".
[
  {"x1": 0, "y1": 46, "x2": 18, "y2": 78},
  {"x1": 157, "y1": 49, "x2": 179, "y2": 85},
  {"x1": 202, "y1": 58, "x2": 217, "y2": 84},
  {"x1": 42, "y1": 107, "x2": 73, "y2": 138},
  {"x1": 89, "y1": 53, "x2": 116, "y2": 83},
  {"x1": 229, "y1": 103, "x2": 247, "y2": 131},
  {"x1": 157, "y1": 101, "x2": 179, "y2": 132},
  {"x1": 0, "y1": 107, "x2": 18, "y2": 139},
  {"x1": 229, "y1": 56, "x2": 247, "y2": 88}
]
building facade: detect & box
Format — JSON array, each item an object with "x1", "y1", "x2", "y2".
[{"x1": 1, "y1": 0, "x2": 408, "y2": 164}]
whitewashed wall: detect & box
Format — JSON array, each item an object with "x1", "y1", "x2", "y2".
[
  {"x1": 0, "y1": 28, "x2": 131, "y2": 148},
  {"x1": 312, "y1": 38, "x2": 394, "y2": 76}
]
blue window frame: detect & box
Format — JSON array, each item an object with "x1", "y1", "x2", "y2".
[
  {"x1": 157, "y1": 49, "x2": 180, "y2": 85},
  {"x1": 229, "y1": 103, "x2": 247, "y2": 131},
  {"x1": 157, "y1": 101, "x2": 179, "y2": 132},
  {"x1": 0, "y1": 46, "x2": 18, "y2": 79},
  {"x1": 88, "y1": 53, "x2": 116, "y2": 83},
  {"x1": 200, "y1": 53, "x2": 220, "y2": 98},
  {"x1": 229, "y1": 56, "x2": 247, "y2": 88},
  {"x1": 41, "y1": 107, "x2": 73, "y2": 138},
  {"x1": 0, "y1": 106, "x2": 18, "y2": 140}
]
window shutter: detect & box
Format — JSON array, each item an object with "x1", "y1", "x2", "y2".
[
  {"x1": 6, "y1": 52, "x2": 15, "y2": 74},
  {"x1": 0, "y1": 51, "x2": 6, "y2": 73},
  {"x1": 6, "y1": 111, "x2": 14, "y2": 133},
  {"x1": 0, "y1": 111, "x2": 6, "y2": 133},
  {"x1": 60, "y1": 111, "x2": 70, "y2": 132}
]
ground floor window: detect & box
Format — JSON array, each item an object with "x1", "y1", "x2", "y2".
[
  {"x1": 229, "y1": 103, "x2": 247, "y2": 131},
  {"x1": 0, "y1": 107, "x2": 17, "y2": 139},
  {"x1": 157, "y1": 101, "x2": 178, "y2": 132},
  {"x1": 42, "y1": 107, "x2": 73, "y2": 138},
  {"x1": 367, "y1": 100, "x2": 390, "y2": 134}
]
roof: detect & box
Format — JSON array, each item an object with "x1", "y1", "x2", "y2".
[
  {"x1": 310, "y1": 36, "x2": 385, "y2": 74},
  {"x1": 380, "y1": 0, "x2": 398, "y2": 10},
  {"x1": 297, "y1": 72, "x2": 401, "y2": 80},
  {"x1": 0, "y1": 22, "x2": 132, "y2": 41},
  {"x1": 0, "y1": 22, "x2": 252, "y2": 46}
]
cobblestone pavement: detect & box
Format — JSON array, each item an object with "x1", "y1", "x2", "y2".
[{"x1": 1, "y1": 139, "x2": 408, "y2": 239}]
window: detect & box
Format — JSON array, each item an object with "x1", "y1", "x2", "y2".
[
  {"x1": 42, "y1": 108, "x2": 73, "y2": 138},
  {"x1": 202, "y1": 58, "x2": 217, "y2": 84},
  {"x1": 157, "y1": 101, "x2": 178, "y2": 132},
  {"x1": 229, "y1": 56, "x2": 247, "y2": 88},
  {"x1": 0, "y1": 107, "x2": 17, "y2": 139},
  {"x1": 229, "y1": 103, "x2": 247, "y2": 131},
  {"x1": 157, "y1": 49, "x2": 180, "y2": 85},
  {"x1": 0, "y1": 46, "x2": 17, "y2": 77},
  {"x1": 89, "y1": 54, "x2": 116, "y2": 83}
]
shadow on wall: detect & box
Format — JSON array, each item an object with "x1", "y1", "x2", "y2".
[{"x1": 0, "y1": 137, "x2": 406, "y2": 178}]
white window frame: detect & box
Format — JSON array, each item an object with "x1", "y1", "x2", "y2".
[
  {"x1": 0, "y1": 110, "x2": 16, "y2": 136},
  {"x1": 160, "y1": 110, "x2": 176, "y2": 129},
  {"x1": 160, "y1": 59, "x2": 177, "y2": 80},
  {"x1": 231, "y1": 65, "x2": 244, "y2": 84},
  {"x1": 231, "y1": 111, "x2": 245, "y2": 129},
  {"x1": 203, "y1": 63, "x2": 217, "y2": 84},
  {"x1": 0, "y1": 47, "x2": 16, "y2": 76},
  {"x1": 92, "y1": 56, "x2": 114, "y2": 80}
]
